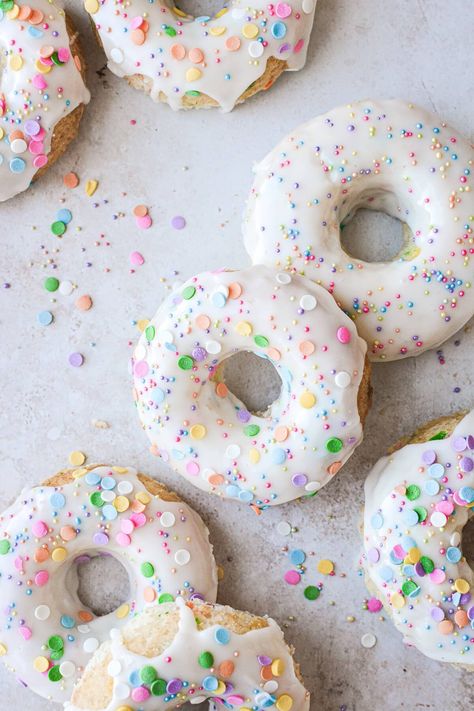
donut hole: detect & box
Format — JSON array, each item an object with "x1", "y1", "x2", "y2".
[
  {"x1": 75, "y1": 553, "x2": 130, "y2": 617},
  {"x1": 174, "y1": 0, "x2": 225, "y2": 20},
  {"x1": 463, "y1": 515, "x2": 474, "y2": 564},
  {"x1": 340, "y1": 205, "x2": 410, "y2": 263},
  {"x1": 217, "y1": 351, "x2": 282, "y2": 416}
]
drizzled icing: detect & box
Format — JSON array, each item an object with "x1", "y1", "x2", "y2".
[
  {"x1": 85, "y1": 0, "x2": 317, "y2": 112},
  {"x1": 67, "y1": 598, "x2": 310, "y2": 711},
  {"x1": 363, "y1": 411, "x2": 474, "y2": 664},
  {"x1": 0, "y1": 465, "x2": 217, "y2": 702},
  {"x1": 0, "y1": 0, "x2": 90, "y2": 201},
  {"x1": 243, "y1": 99, "x2": 474, "y2": 360},
  {"x1": 132, "y1": 265, "x2": 366, "y2": 508}
]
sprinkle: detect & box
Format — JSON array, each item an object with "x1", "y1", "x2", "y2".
[
  {"x1": 69, "y1": 451, "x2": 86, "y2": 466},
  {"x1": 360, "y1": 633, "x2": 377, "y2": 649}
]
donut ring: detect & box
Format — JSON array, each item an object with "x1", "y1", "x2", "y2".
[
  {"x1": 0, "y1": 464, "x2": 217, "y2": 702},
  {"x1": 69, "y1": 598, "x2": 310, "y2": 711},
  {"x1": 362, "y1": 410, "x2": 474, "y2": 665},
  {"x1": 85, "y1": 0, "x2": 317, "y2": 112},
  {"x1": 132, "y1": 265, "x2": 370, "y2": 508},
  {"x1": 0, "y1": 1, "x2": 90, "y2": 202},
  {"x1": 243, "y1": 99, "x2": 474, "y2": 360}
]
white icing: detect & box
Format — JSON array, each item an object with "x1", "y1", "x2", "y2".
[
  {"x1": 132, "y1": 265, "x2": 367, "y2": 507},
  {"x1": 85, "y1": 0, "x2": 317, "y2": 112},
  {"x1": 0, "y1": 0, "x2": 90, "y2": 201},
  {"x1": 66, "y1": 598, "x2": 310, "y2": 710},
  {"x1": 363, "y1": 411, "x2": 474, "y2": 664},
  {"x1": 0, "y1": 465, "x2": 217, "y2": 702},
  {"x1": 243, "y1": 99, "x2": 474, "y2": 360}
]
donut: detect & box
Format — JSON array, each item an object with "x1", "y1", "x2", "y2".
[
  {"x1": 132, "y1": 265, "x2": 371, "y2": 508},
  {"x1": 243, "y1": 99, "x2": 474, "y2": 361},
  {"x1": 362, "y1": 410, "x2": 474, "y2": 665},
  {"x1": 0, "y1": 464, "x2": 217, "y2": 702},
  {"x1": 85, "y1": 0, "x2": 317, "y2": 112},
  {"x1": 68, "y1": 598, "x2": 310, "y2": 710},
  {"x1": 0, "y1": 0, "x2": 90, "y2": 202}
]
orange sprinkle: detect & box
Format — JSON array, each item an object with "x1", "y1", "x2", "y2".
[
  {"x1": 170, "y1": 43, "x2": 186, "y2": 60},
  {"x1": 208, "y1": 473, "x2": 225, "y2": 486},
  {"x1": 225, "y1": 36, "x2": 241, "y2": 51},
  {"x1": 75, "y1": 294, "x2": 93, "y2": 311},
  {"x1": 438, "y1": 620, "x2": 454, "y2": 635},
  {"x1": 189, "y1": 47, "x2": 204, "y2": 64},
  {"x1": 63, "y1": 172, "x2": 79, "y2": 189},
  {"x1": 274, "y1": 425, "x2": 289, "y2": 442},
  {"x1": 216, "y1": 382, "x2": 228, "y2": 398},
  {"x1": 228, "y1": 282, "x2": 242, "y2": 299},
  {"x1": 454, "y1": 610, "x2": 469, "y2": 628},
  {"x1": 143, "y1": 586, "x2": 156, "y2": 603},
  {"x1": 28, "y1": 9, "x2": 44, "y2": 24},
  {"x1": 196, "y1": 314, "x2": 211, "y2": 329},
  {"x1": 133, "y1": 204, "x2": 148, "y2": 217},
  {"x1": 78, "y1": 610, "x2": 94, "y2": 623},
  {"x1": 299, "y1": 340, "x2": 315, "y2": 356},
  {"x1": 131, "y1": 29, "x2": 146, "y2": 45},
  {"x1": 218, "y1": 660, "x2": 235, "y2": 678}
]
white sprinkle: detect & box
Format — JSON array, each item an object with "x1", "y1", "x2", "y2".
[
  {"x1": 276, "y1": 272, "x2": 291, "y2": 285},
  {"x1": 276, "y1": 521, "x2": 292, "y2": 536},
  {"x1": 59, "y1": 661, "x2": 76, "y2": 678},
  {"x1": 83, "y1": 637, "x2": 99, "y2": 653},
  {"x1": 175, "y1": 548, "x2": 191, "y2": 566},
  {"x1": 361, "y1": 633, "x2": 377, "y2": 649},
  {"x1": 299, "y1": 294, "x2": 317, "y2": 311},
  {"x1": 160, "y1": 512, "x2": 176, "y2": 528}
]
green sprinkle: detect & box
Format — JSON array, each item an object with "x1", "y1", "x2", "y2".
[
  {"x1": 164, "y1": 25, "x2": 177, "y2": 36},
  {"x1": 185, "y1": 90, "x2": 201, "y2": 97},
  {"x1": 141, "y1": 561, "x2": 155, "y2": 578},
  {"x1": 304, "y1": 585, "x2": 320, "y2": 601},
  {"x1": 51, "y1": 221, "x2": 66, "y2": 236},
  {"x1": 413, "y1": 506, "x2": 428, "y2": 522},
  {"x1": 0, "y1": 540, "x2": 11, "y2": 555},
  {"x1": 145, "y1": 325, "x2": 156, "y2": 341},
  {"x1": 429, "y1": 431, "x2": 448, "y2": 440},
  {"x1": 325, "y1": 437, "x2": 343, "y2": 453},
  {"x1": 44, "y1": 276, "x2": 60, "y2": 292},
  {"x1": 254, "y1": 335, "x2": 269, "y2": 348},
  {"x1": 198, "y1": 651, "x2": 214, "y2": 668},
  {"x1": 178, "y1": 355, "x2": 193, "y2": 370},
  {"x1": 244, "y1": 424, "x2": 260, "y2": 437},
  {"x1": 48, "y1": 666, "x2": 62, "y2": 682},
  {"x1": 420, "y1": 556, "x2": 435, "y2": 573},
  {"x1": 158, "y1": 592, "x2": 174, "y2": 604},
  {"x1": 406, "y1": 484, "x2": 421, "y2": 501},
  {"x1": 140, "y1": 666, "x2": 157, "y2": 684},
  {"x1": 151, "y1": 679, "x2": 167, "y2": 696},
  {"x1": 89, "y1": 491, "x2": 104, "y2": 508},
  {"x1": 48, "y1": 635, "x2": 64, "y2": 652},
  {"x1": 182, "y1": 286, "x2": 196, "y2": 300},
  {"x1": 50, "y1": 648, "x2": 64, "y2": 661},
  {"x1": 401, "y1": 580, "x2": 419, "y2": 596},
  {"x1": 51, "y1": 51, "x2": 63, "y2": 66}
]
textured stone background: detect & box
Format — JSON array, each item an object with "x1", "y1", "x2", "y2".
[{"x1": 0, "y1": 0, "x2": 473, "y2": 709}]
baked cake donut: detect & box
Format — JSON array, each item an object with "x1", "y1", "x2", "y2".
[
  {"x1": 0, "y1": 464, "x2": 217, "y2": 702},
  {"x1": 243, "y1": 99, "x2": 474, "y2": 361},
  {"x1": 132, "y1": 265, "x2": 371, "y2": 508},
  {"x1": 68, "y1": 598, "x2": 310, "y2": 710},
  {"x1": 85, "y1": 0, "x2": 317, "y2": 111},
  {"x1": 363, "y1": 410, "x2": 474, "y2": 665},
  {"x1": 0, "y1": 0, "x2": 90, "y2": 201}
]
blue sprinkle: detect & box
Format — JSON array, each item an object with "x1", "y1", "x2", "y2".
[
  {"x1": 424, "y1": 479, "x2": 440, "y2": 496},
  {"x1": 50, "y1": 493, "x2": 66, "y2": 508},
  {"x1": 85, "y1": 472, "x2": 101, "y2": 486},
  {"x1": 100, "y1": 476, "x2": 116, "y2": 490},
  {"x1": 446, "y1": 547, "x2": 462, "y2": 563},
  {"x1": 60, "y1": 615, "x2": 75, "y2": 629},
  {"x1": 215, "y1": 627, "x2": 230, "y2": 645},
  {"x1": 290, "y1": 549, "x2": 306, "y2": 565},
  {"x1": 429, "y1": 463, "x2": 445, "y2": 478},
  {"x1": 460, "y1": 486, "x2": 474, "y2": 503},
  {"x1": 37, "y1": 310, "x2": 53, "y2": 326},
  {"x1": 379, "y1": 565, "x2": 393, "y2": 582},
  {"x1": 102, "y1": 504, "x2": 118, "y2": 521},
  {"x1": 226, "y1": 485, "x2": 240, "y2": 498},
  {"x1": 238, "y1": 490, "x2": 254, "y2": 502},
  {"x1": 272, "y1": 448, "x2": 287, "y2": 465},
  {"x1": 9, "y1": 157, "x2": 25, "y2": 173},
  {"x1": 212, "y1": 292, "x2": 227, "y2": 308},
  {"x1": 151, "y1": 387, "x2": 166, "y2": 403},
  {"x1": 56, "y1": 208, "x2": 72, "y2": 224},
  {"x1": 202, "y1": 676, "x2": 218, "y2": 691},
  {"x1": 371, "y1": 512, "x2": 384, "y2": 530},
  {"x1": 271, "y1": 21, "x2": 287, "y2": 38},
  {"x1": 403, "y1": 509, "x2": 419, "y2": 526}
]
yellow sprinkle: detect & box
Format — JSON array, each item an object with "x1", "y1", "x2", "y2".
[
  {"x1": 407, "y1": 547, "x2": 421, "y2": 564},
  {"x1": 276, "y1": 694, "x2": 293, "y2": 711},
  {"x1": 136, "y1": 319, "x2": 149, "y2": 332},
  {"x1": 33, "y1": 656, "x2": 49, "y2": 672},
  {"x1": 317, "y1": 559, "x2": 334, "y2": 575},
  {"x1": 235, "y1": 320, "x2": 253, "y2": 336},
  {"x1": 136, "y1": 491, "x2": 151, "y2": 505},
  {"x1": 72, "y1": 467, "x2": 88, "y2": 479},
  {"x1": 391, "y1": 592, "x2": 405, "y2": 609},
  {"x1": 173, "y1": 6, "x2": 187, "y2": 17},
  {"x1": 116, "y1": 707, "x2": 134, "y2": 711},
  {"x1": 210, "y1": 26, "x2": 226, "y2": 35},
  {"x1": 242, "y1": 22, "x2": 259, "y2": 39},
  {"x1": 190, "y1": 424, "x2": 207, "y2": 440},
  {"x1": 9, "y1": 55, "x2": 23, "y2": 71},
  {"x1": 7, "y1": 5, "x2": 20, "y2": 19},
  {"x1": 35, "y1": 59, "x2": 51, "y2": 74},
  {"x1": 114, "y1": 496, "x2": 130, "y2": 513},
  {"x1": 213, "y1": 681, "x2": 226, "y2": 695},
  {"x1": 52, "y1": 547, "x2": 67, "y2": 563},
  {"x1": 113, "y1": 466, "x2": 129, "y2": 474},
  {"x1": 0, "y1": 128, "x2": 3, "y2": 140},
  {"x1": 85, "y1": 179, "x2": 98, "y2": 197},
  {"x1": 249, "y1": 448, "x2": 260, "y2": 464},
  {"x1": 0, "y1": 643, "x2": 7, "y2": 656},
  {"x1": 271, "y1": 658, "x2": 285, "y2": 677},
  {"x1": 214, "y1": 7, "x2": 228, "y2": 17},
  {"x1": 84, "y1": 0, "x2": 100, "y2": 13},
  {"x1": 454, "y1": 578, "x2": 470, "y2": 594},
  {"x1": 186, "y1": 67, "x2": 202, "y2": 82},
  {"x1": 69, "y1": 450, "x2": 86, "y2": 466},
  {"x1": 299, "y1": 391, "x2": 316, "y2": 408},
  {"x1": 116, "y1": 603, "x2": 130, "y2": 619}
]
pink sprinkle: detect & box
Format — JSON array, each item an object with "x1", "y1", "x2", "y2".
[
  {"x1": 58, "y1": 47, "x2": 70, "y2": 63},
  {"x1": 130, "y1": 16, "x2": 144, "y2": 29},
  {"x1": 436, "y1": 500, "x2": 454, "y2": 516},
  {"x1": 33, "y1": 154, "x2": 48, "y2": 169},
  {"x1": 227, "y1": 696, "x2": 245, "y2": 705},
  {"x1": 32, "y1": 520, "x2": 48, "y2": 538},
  {"x1": 284, "y1": 570, "x2": 301, "y2": 585},
  {"x1": 430, "y1": 568, "x2": 446, "y2": 585},
  {"x1": 131, "y1": 687, "x2": 150, "y2": 702},
  {"x1": 121, "y1": 519, "x2": 134, "y2": 535},
  {"x1": 14, "y1": 557, "x2": 24, "y2": 572},
  {"x1": 130, "y1": 251, "x2": 145, "y2": 266},
  {"x1": 32, "y1": 74, "x2": 47, "y2": 89},
  {"x1": 293, "y1": 38, "x2": 305, "y2": 53},
  {"x1": 276, "y1": 2, "x2": 292, "y2": 17},
  {"x1": 186, "y1": 461, "x2": 200, "y2": 476},
  {"x1": 136, "y1": 215, "x2": 152, "y2": 230},
  {"x1": 19, "y1": 626, "x2": 32, "y2": 641},
  {"x1": 336, "y1": 326, "x2": 351, "y2": 344},
  {"x1": 134, "y1": 360, "x2": 149, "y2": 377},
  {"x1": 130, "y1": 512, "x2": 146, "y2": 528},
  {"x1": 367, "y1": 597, "x2": 383, "y2": 613},
  {"x1": 29, "y1": 140, "x2": 44, "y2": 155},
  {"x1": 35, "y1": 570, "x2": 49, "y2": 587},
  {"x1": 116, "y1": 532, "x2": 131, "y2": 547}
]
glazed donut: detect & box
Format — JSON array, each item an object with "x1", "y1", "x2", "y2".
[
  {"x1": 362, "y1": 410, "x2": 474, "y2": 665},
  {"x1": 0, "y1": 0, "x2": 90, "y2": 202},
  {"x1": 243, "y1": 99, "x2": 474, "y2": 361},
  {"x1": 132, "y1": 265, "x2": 370, "y2": 508},
  {"x1": 85, "y1": 0, "x2": 317, "y2": 112},
  {"x1": 68, "y1": 598, "x2": 310, "y2": 711},
  {"x1": 0, "y1": 464, "x2": 217, "y2": 702}
]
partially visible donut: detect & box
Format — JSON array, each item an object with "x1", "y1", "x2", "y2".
[
  {"x1": 362, "y1": 411, "x2": 474, "y2": 665},
  {"x1": 85, "y1": 0, "x2": 318, "y2": 111},
  {"x1": 132, "y1": 265, "x2": 371, "y2": 508},
  {"x1": 0, "y1": 464, "x2": 217, "y2": 702},
  {"x1": 68, "y1": 598, "x2": 310, "y2": 710},
  {"x1": 0, "y1": 1, "x2": 90, "y2": 201}
]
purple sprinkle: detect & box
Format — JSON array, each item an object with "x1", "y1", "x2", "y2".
[
  {"x1": 431, "y1": 607, "x2": 445, "y2": 622},
  {"x1": 460, "y1": 456, "x2": 473, "y2": 472},
  {"x1": 191, "y1": 347, "x2": 207, "y2": 362},
  {"x1": 167, "y1": 679, "x2": 182, "y2": 694},
  {"x1": 93, "y1": 532, "x2": 109, "y2": 545},
  {"x1": 171, "y1": 215, "x2": 186, "y2": 230},
  {"x1": 237, "y1": 409, "x2": 251, "y2": 423},
  {"x1": 257, "y1": 655, "x2": 272, "y2": 666},
  {"x1": 452, "y1": 436, "x2": 467, "y2": 452},
  {"x1": 291, "y1": 473, "x2": 307, "y2": 487},
  {"x1": 69, "y1": 352, "x2": 84, "y2": 367},
  {"x1": 421, "y1": 449, "x2": 436, "y2": 465}
]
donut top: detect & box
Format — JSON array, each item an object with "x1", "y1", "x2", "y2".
[
  {"x1": 363, "y1": 411, "x2": 474, "y2": 664},
  {"x1": 66, "y1": 598, "x2": 311, "y2": 711},
  {"x1": 0, "y1": 0, "x2": 90, "y2": 201},
  {"x1": 133, "y1": 265, "x2": 367, "y2": 508},
  {"x1": 243, "y1": 99, "x2": 474, "y2": 360},
  {"x1": 0, "y1": 465, "x2": 217, "y2": 702},
  {"x1": 86, "y1": 0, "x2": 317, "y2": 111}
]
